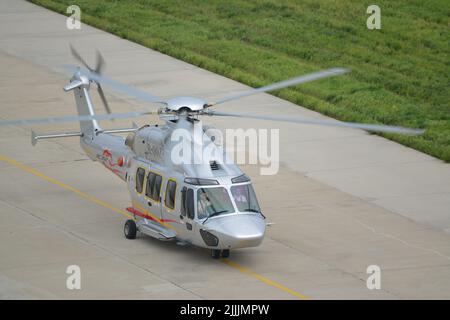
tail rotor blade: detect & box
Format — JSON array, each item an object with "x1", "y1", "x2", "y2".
[
  {"x1": 95, "y1": 50, "x2": 105, "y2": 74},
  {"x1": 69, "y1": 44, "x2": 92, "y2": 71},
  {"x1": 65, "y1": 45, "x2": 166, "y2": 107},
  {"x1": 61, "y1": 64, "x2": 166, "y2": 106},
  {"x1": 97, "y1": 83, "x2": 112, "y2": 114}
]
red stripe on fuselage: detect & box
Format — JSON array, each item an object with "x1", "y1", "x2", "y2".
[{"x1": 126, "y1": 207, "x2": 178, "y2": 224}]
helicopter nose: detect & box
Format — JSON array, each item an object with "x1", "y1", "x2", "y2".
[{"x1": 204, "y1": 214, "x2": 266, "y2": 249}]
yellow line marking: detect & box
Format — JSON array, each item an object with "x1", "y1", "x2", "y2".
[
  {"x1": 0, "y1": 154, "x2": 310, "y2": 300},
  {"x1": 222, "y1": 259, "x2": 311, "y2": 300},
  {"x1": 0, "y1": 154, "x2": 132, "y2": 219}
]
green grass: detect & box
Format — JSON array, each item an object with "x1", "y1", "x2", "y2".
[{"x1": 30, "y1": 0, "x2": 450, "y2": 161}]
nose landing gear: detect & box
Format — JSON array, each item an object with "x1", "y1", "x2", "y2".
[{"x1": 211, "y1": 249, "x2": 230, "y2": 259}]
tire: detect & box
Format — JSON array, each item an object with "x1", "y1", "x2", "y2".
[
  {"x1": 221, "y1": 249, "x2": 230, "y2": 258},
  {"x1": 211, "y1": 249, "x2": 221, "y2": 259},
  {"x1": 124, "y1": 219, "x2": 137, "y2": 239}
]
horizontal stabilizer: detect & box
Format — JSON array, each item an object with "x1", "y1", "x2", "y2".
[
  {"x1": 31, "y1": 125, "x2": 139, "y2": 146},
  {"x1": 31, "y1": 130, "x2": 82, "y2": 146}
]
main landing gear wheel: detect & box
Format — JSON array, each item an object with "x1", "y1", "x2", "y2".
[
  {"x1": 211, "y1": 249, "x2": 230, "y2": 259},
  {"x1": 211, "y1": 249, "x2": 221, "y2": 259},
  {"x1": 221, "y1": 249, "x2": 230, "y2": 258},
  {"x1": 124, "y1": 219, "x2": 137, "y2": 239}
]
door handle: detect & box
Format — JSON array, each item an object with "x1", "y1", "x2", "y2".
[{"x1": 147, "y1": 201, "x2": 152, "y2": 207}]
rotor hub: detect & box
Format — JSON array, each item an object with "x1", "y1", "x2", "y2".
[
  {"x1": 70, "y1": 69, "x2": 91, "y2": 87},
  {"x1": 166, "y1": 96, "x2": 208, "y2": 113}
]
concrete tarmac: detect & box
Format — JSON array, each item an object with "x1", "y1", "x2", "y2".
[{"x1": 0, "y1": 0, "x2": 449, "y2": 299}]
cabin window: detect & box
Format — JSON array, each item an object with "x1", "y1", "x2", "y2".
[
  {"x1": 135, "y1": 167, "x2": 145, "y2": 193},
  {"x1": 165, "y1": 180, "x2": 177, "y2": 209},
  {"x1": 145, "y1": 172, "x2": 162, "y2": 201}
]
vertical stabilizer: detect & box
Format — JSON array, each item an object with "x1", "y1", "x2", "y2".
[{"x1": 63, "y1": 70, "x2": 101, "y2": 136}]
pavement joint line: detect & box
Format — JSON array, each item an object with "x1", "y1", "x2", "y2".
[
  {"x1": 355, "y1": 219, "x2": 450, "y2": 260},
  {"x1": 0, "y1": 154, "x2": 311, "y2": 300}
]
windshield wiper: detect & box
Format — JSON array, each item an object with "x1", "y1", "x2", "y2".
[
  {"x1": 243, "y1": 208, "x2": 260, "y2": 213},
  {"x1": 203, "y1": 210, "x2": 228, "y2": 224}
]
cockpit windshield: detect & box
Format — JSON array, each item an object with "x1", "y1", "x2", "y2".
[
  {"x1": 231, "y1": 184, "x2": 261, "y2": 213},
  {"x1": 197, "y1": 187, "x2": 235, "y2": 219}
]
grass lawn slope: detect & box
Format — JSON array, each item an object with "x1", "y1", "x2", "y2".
[{"x1": 30, "y1": 0, "x2": 450, "y2": 161}]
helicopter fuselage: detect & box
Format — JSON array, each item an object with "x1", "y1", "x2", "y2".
[{"x1": 79, "y1": 118, "x2": 266, "y2": 253}]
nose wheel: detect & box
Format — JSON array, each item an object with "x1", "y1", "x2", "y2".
[
  {"x1": 221, "y1": 249, "x2": 230, "y2": 258},
  {"x1": 211, "y1": 249, "x2": 230, "y2": 259}
]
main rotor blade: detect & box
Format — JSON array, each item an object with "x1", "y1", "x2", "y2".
[
  {"x1": 87, "y1": 69, "x2": 166, "y2": 105},
  {"x1": 205, "y1": 111, "x2": 425, "y2": 136},
  {"x1": 210, "y1": 68, "x2": 349, "y2": 106},
  {"x1": 70, "y1": 45, "x2": 92, "y2": 71},
  {"x1": 97, "y1": 83, "x2": 112, "y2": 114},
  {"x1": 0, "y1": 111, "x2": 158, "y2": 127}
]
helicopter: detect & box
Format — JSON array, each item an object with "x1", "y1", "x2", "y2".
[{"x1": 0, "y1": 46, "x2": 425, "y2": 259}]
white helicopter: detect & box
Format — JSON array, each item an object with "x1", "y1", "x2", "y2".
[{"x1": 0, "y1": 46, "x2": 424, "y2": 259}]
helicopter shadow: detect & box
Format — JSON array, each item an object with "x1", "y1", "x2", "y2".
[{"x1": 134, "y1": 232, "x2": 260, "y2": 266}]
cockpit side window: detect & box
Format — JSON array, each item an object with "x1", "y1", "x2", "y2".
[
  {"x1": 135, "y1": 167, "x2": 145, "y2": 193},
  {"x1": 186, "y1": 188, "x2": 195, "y2": 220},
  {"x1": 181, "y1": 187, "x2": 187, "y2": 216}
]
